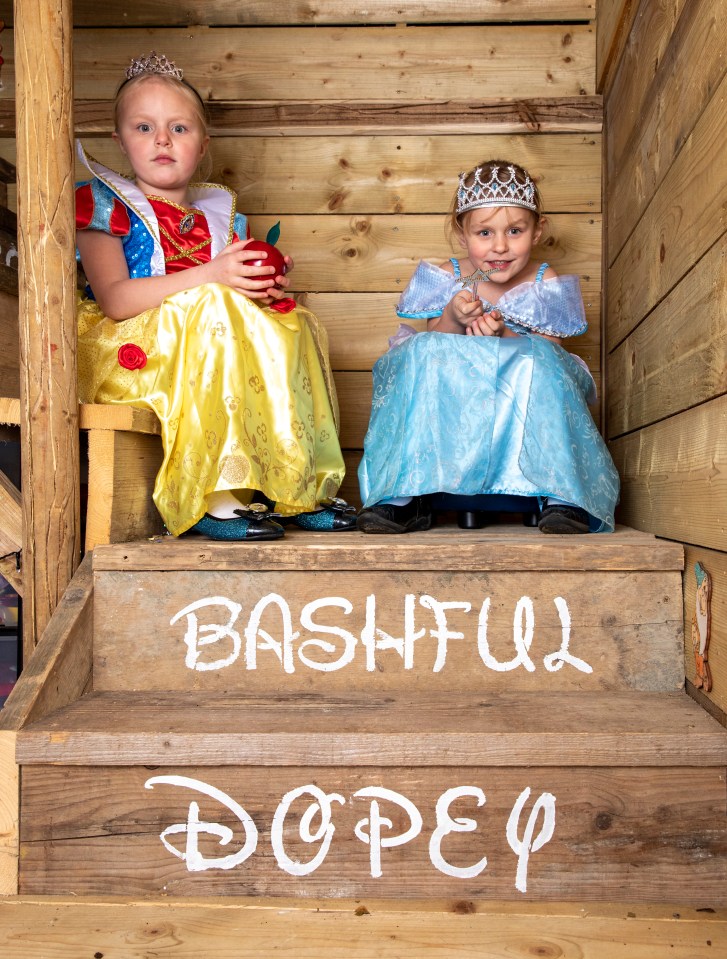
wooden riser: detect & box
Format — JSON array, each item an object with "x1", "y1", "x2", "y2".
[
  {"x1": 91, "y1": 528, "x2": 685, "y2": 695},
  {"x1": 18, "y1": 761, "x2": 727, "y2": 902}
]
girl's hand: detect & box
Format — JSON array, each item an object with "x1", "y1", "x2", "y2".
[
  {"x1": 466, "y1": 309, "x2": 506, "y2": 337},
  {"x1": 444, "y1": 289, "x2": 484, "y2": 329},
  {"x1": 202, "y1": 240, "x2": 284, "y2": 299},
  {"x1": 264, "y1": 254, "x2": 295, "y2": 303}
]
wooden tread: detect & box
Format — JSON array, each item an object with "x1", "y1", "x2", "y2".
[
  {"x1": 16, "y1": 690, "x2": 727, "y2": 767},
  {"x1": 92, "y1": 525, "x2": 684, "y2": 572}
]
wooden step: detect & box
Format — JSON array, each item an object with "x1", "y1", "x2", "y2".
[
  {"x1": 15, "y1": 689, "x2": 727, "y2": 903},
  {"x1": 15, "y1": 690, "x2": 726, "y2": 767},
  {"x1": 90, "y1": 527, "x2": 685, "y2": 694}
]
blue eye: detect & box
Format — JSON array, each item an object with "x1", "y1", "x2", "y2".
[
  {"x1": 137, "y1": 123, "x2": 151, "y2": 133},
  {"x1": 172, "y1": 124, "x2": 187, "y2": 134}
]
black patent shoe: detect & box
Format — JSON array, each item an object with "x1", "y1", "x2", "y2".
[
  {"x1": 189, "y1": 503, "x2": 285, "y2": 541},
  {"x1": 537, "y1": 504, "x2": 590, "y2": 534},
  {"x1": 357, "y1": 496, "x2": 432, "y2": 534},
  {"x1": 288, "y1": 497, "x2": 358, "y2": 531}
]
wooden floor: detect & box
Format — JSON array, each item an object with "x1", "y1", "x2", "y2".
[{"x1": 0, "y1": 897, "x2": 725, "y2": 957}]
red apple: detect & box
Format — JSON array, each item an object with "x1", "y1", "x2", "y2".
[{"x1": 245, "y1": 240, "x2": 287, "y2": 278}]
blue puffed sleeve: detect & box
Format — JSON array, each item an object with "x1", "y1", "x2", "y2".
[
  {"x1": 395, "y1": 260, "x2": 460, "y2": 319},
  {"x1": 75, "y1": 179, "x2": 131, "y2": 236},
  {"x1": 496, "y1": 275, "x2": 587, "y2": 337},
  {"x1": 233, "y1": 211, "x2": 249, "y2": 242}
]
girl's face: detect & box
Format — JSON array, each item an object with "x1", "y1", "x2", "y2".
[
  {"x1": 458, "y1": 206, "x2": 542, "y2": 285},
  {"x1": 113, "y1": 77, "x2": 209, "y2": 202}
]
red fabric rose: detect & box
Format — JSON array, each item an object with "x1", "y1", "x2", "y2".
[
  {"x1": 268, "y1": 297, "x2": 297, "y2": 314},
  {"x1": 118, "y1": 343, "x2": 147, "y2": 370}
]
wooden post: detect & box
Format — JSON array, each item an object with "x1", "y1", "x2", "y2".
[{"x1": 14, "y1": 0, "x2": 80, "y2": 657}]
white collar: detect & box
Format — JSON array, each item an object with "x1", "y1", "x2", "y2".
[{"x1": 77, "y1": 140, "x2": 238, "y2": 271}]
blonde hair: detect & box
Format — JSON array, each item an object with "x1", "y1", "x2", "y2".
[{"x1": 115, "y1": 72, "x2": 208, "y2": 130}]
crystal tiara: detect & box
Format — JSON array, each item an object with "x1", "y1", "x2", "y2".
[
  {"x1": 457, "y1": 164, "x2": 537, "y2": 215},
  {"x1": 125, "y1": 51, "x2": 184, "y2": 82}
]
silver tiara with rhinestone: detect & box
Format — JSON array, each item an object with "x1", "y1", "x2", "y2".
[
  {"x1": 125, "y1": 51, "x2": 184, "y2": 82},
  {"x1": 457, "y1": 164, "x2": 537, "y2": 214}
]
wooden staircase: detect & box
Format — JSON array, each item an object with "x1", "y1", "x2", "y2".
[{"x1": 6, "y1": 525, "x2": 727, "y2": 907}]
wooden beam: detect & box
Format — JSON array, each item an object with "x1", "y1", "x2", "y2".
[
  {"x1": 0, "y1": 470, "x2": 21, "y2": 555},
  {"x1": 0, "y1": 97, "x2": 604, "y2": 138},
  {"x1": 0, "y1": 731, "x2": 18, "y2": 895},
  {"x1": 0, "y1": 557, "x2": 21, "y2": 597},
  {"x1": 0, "y1": 398, "x2": 160, "y2": 435},
  {"x1": 67, "y1": 0, "x2": 597, "y2": 26},
  {"x1": 0, "y1": 553, "x2": 93, "y2": 731},
  {"x1": 15, "y1": 0, "x2": 80, "y2": 655},
  {"x1": 0, "y1": 553, "x2": 93, "y2": 895},
  {"x1": 0, "y1": 284, "x2": 19, "y2": 398},
  {"x1": 595, "y1": 0, "x2": 639, "y2": 95}
]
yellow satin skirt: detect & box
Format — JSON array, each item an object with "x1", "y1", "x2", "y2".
[{"x1": 77, "y1": 283, "x2": 344, "y2": 535}]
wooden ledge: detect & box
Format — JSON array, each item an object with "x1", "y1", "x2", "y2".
[{"x1": 0, "y1": 397, "x2": 160, "y2": 435}]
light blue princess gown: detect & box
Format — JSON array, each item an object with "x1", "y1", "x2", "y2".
[{"x1": 358, "y1": 260, "x2": 620, "y2": 532}]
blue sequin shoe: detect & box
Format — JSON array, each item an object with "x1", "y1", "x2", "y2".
[
  {"x1": 189, "y1": 504, "x2": 285, "y2": 541},
  {"x1": 287, "y1": 497, "x2": 358, "y2": 531}
]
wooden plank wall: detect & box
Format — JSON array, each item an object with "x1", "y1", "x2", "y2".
[
  {"x1": 0, "y1": 0, "x2": 601, "y2": 509},
  {"x1": 598, "y1": 0, "x2": 727, "y2": 719}
]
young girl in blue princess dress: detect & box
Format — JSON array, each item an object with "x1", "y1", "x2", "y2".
[
  {"x1": 75, "y1": 52, "x2": 355, "y2": 541},
  {"x1": 357, "y1": 159, "x2": 619, "y2": 534}
]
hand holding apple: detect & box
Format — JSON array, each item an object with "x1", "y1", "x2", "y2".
[{"x1": 244, "y1": 239, "x2": 288, "y2": 279}]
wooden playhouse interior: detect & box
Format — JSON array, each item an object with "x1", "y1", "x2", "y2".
[{"x1": 0, "y1": 0, "x2": 726, "y2": 954}]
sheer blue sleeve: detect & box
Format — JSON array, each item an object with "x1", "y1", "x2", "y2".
[
  {"x1": 497, "y1": 275, "x2": 587, "y2": 337},
  {"x1": 395, "y1": 260, "x2": 460, "y2": 320}
]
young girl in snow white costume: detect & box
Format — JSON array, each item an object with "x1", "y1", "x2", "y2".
[{"x1": 75, "y1": 52, "x2": 355, "y2": 540}]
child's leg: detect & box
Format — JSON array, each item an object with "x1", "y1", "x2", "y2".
[{"x1": 206, "y1": 489, "x2": 253, "y2": 518}]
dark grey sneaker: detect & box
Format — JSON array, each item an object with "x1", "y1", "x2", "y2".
[
  {"x1": 357, "y1": 496, "x2": 433, "y2": 534},
  {"x1": 537, "y1": 504, "x2": 590, "y2": 534}
]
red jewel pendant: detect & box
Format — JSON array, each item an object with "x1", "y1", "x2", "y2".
[{"x1": 179, "y1": 212, "x2": 195, "y2": 234}]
